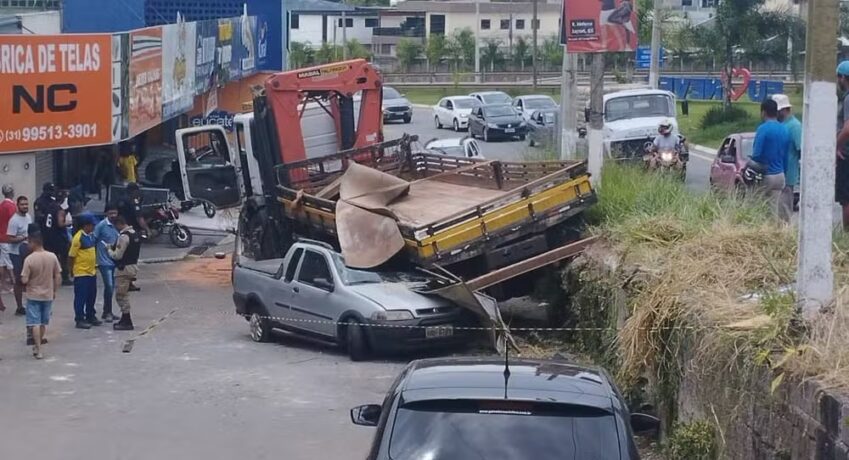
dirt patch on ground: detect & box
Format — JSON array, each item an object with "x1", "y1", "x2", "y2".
[{"x1": 159, "y1": 256, "x2": 233, "y2": 288}]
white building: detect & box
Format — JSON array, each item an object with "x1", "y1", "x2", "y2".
[{"x1": 395, "y1": 0, "x2": 563, "y2": 44}]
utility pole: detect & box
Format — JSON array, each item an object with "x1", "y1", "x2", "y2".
[
  {"x1": 475, "y1": 0, "x2": 481, "y2": 83},
  {"x1": 587, "y1": 53, "x2": 604, "y2": 185},
  {"x1": 342, "y1": 10, "x2": 348, "y2": 59},
  {"x1": 560, "y1": 51, "x2": 578, "y2": 159},
  {"x1": 797, "y1": 0, "x2": 838, "y2": 319},
  {"x1": 532, "y1": 0, "x2": 538, "y2": 89},
  {"x1": 648, "y1": 0, "x2": 662, "y2": 89}
]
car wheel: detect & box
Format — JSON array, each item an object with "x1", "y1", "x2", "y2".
[
  {"x1": 345, "y1": 318, "x2": 371, "y2": 361},
  {"x1": 453, "y1": 119, "x2": 460, "y2": 132},
  {"x1": 403, "y1": 115, "x2": 411, "y2": 124},
  {"x1": 249, "y1": 311, "x2": 272, "y2": 343},
  {"x1": 434, "y1": 116, "x2": 442, "y2": 129},
  {"x1": 483, "y1": 129, "x2": 489, "y2": 142}
]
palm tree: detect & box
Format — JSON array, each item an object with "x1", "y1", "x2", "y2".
[
  {"x1": 481, "y1": 39, "x2": 503, "y2": 73},
  {"x1": 513, "y1": 36, "x2": 530, "y2": 71}
]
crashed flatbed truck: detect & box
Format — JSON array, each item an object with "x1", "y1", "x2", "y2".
[{"x1": 271, "y1": 136, "x2": 596, "y2": 283}]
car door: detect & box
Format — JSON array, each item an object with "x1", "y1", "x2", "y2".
[
  {"x1": 469, "y1": 107, "x2": 482, "y2": 135},
  {"x1": 175, "y1": 125, "x2": 243, "y2": 209},
  {"x1": 434, "y1": 99, "x2": 445, "y2": 124},
  {"x1": 269, "y1": 247, "x2": 303, "y2": 325},
  {"x1": 443, "y1": 99, "x2": 455, "y2": 125},
  {"x1": 289, "y1": 250, "x2": 340, "y2": 337}
]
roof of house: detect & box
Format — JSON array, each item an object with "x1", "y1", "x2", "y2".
[
  {"x1": 394, "y1": 0, "x2": 561, "y2": 14},
  {"x1": 286, "y1": 0, "x2": 356, "y2": 13}
]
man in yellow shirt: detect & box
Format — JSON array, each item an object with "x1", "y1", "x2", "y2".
[
  {"x1": 118, "y1": 149, "x2": 138, "y2": 184},
  {"x1": 69, "y1": 213, "x2": 101, "y2": 329}
]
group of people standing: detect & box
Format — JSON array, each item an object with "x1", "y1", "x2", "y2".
[
  {"x1": 750, "y1": 93, "x2": 802, "y2": 221},
  {"x1": 0, "y1": 182, "x2": 144, "y2": 360}
]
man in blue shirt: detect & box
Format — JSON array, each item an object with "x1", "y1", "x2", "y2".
[
  {"x1": 93, "y1": 202, "x2": 120, "y2": 322},
  {"x1": 750, "y1": 99, "x2": 789, "y2": 220},
  {"x1": 773, "y1": 94, "x2": 802, "y2": 216}
]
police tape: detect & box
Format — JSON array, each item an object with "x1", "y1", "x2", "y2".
[
  {"x1": 122, "y1": 307, "x2": 179, "y2": 353},
  {"x1": 227, "y1": 310, "x2": 721, "y2": 333}
]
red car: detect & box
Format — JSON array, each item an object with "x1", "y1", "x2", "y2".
[{"x1": 709, "y1": 132, "x2": 755, "y2": 192}]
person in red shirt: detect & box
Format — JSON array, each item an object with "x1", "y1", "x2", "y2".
[{"x1": 0, "y1": 184, "x2": 17, "y2": 314}]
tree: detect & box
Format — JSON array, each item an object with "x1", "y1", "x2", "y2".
[
  {"x1": 425, "y1": 34, "x2": 447, "y2": 72},
  {"x1": 449, "y1": 28, "x2": 476, "y2": 71},
  {"x1": 345, "y1": 39, "x2": 371, "y2": 60},
  {"x1": 480, "y1": 39, "x2": 503, "y2": 73},
  {"x1": 540, "y1": 35, "x2": 562, "y2": 71},
  {"x1": 396, "y1": 38, "x2": 423, "y2": 72},
  {"x1": 446, "y1": 34, "x2": 464, "y2": 72},
  {"x1": 315, "y1": 42, "x2": 341, "y2": 64},
  {"x1": 513, "y1": 36, "x2": 530, "y2": 71},
  {"x1": 289, "y1": 41, "x2": 315, "y2": 69}
]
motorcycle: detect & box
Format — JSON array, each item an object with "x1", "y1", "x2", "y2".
[
  {"x1": 642, "y1": 137, "x2": 689, "y2": 180},
  {"x1": 145, "y1": 203, "x2": 193, "y2": 248}
]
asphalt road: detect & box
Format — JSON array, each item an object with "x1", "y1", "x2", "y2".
[
  {"x1": 0, "y1": 257, "x2": 409, "y2": 460},
  {"x1": 385, "y1": 106, "x2": 715, "y2": 192}
]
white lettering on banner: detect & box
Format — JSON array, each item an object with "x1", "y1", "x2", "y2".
[
  {"x1": 134, "y1": 69, "x2": 162, "y2": 87},
  {"x1": 0, "y1": 43, "x2": 102, "y2": 74}
]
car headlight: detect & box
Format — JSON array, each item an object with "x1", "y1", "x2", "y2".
[
  {"x1": 459, "y1": 114, "x2": 468, "y2": 118},
  {"x1": 404, "y1": 106, "x2": 411, "y2": 112},
  {"x1": 371, "y1": 310, "x2": 414, "y2": 321},
  {"x1": 487, "y1": 123, "x2": 498, "y2": 128}
]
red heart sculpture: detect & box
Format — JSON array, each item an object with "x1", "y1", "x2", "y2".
[{"x1": 721, "y1": 67, "x2": 752, "y2": 101}]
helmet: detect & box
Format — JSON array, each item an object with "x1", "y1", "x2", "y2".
[
  {"x1": 838, "y1": 61, "x2": 849, "y2": 77},
  {"x1": 658, "y1": 119, "x2": 673, "y2": 135}
]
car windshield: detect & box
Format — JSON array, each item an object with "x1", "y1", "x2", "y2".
[
  {"x1": 383, "y1": 87, "x2": 402, "y2": 99},
  {"x1": 741, "y1": 138, "x2": 754, "y2": 158},
  {"x1": 389, "y1": 400, "x2": 620, "y2": 460},
  {"x1": 331, "y1": 254, "x2": 434, "y2": 286},
  {"x1": 525, "y1": 98, "x2": 556, "y2": 110},
  {"x1": 485, "y1": 105, "x2": 515, "y2": 117},
  {"x1": 482, "y1": 93, "x2": 511, "y2": 104},
  {"x1": 605, "y1": 94, "x2": 674, "y2": 122},
  {"x1": 453, "y1": 98, "x2": 478, "y2": 109}
]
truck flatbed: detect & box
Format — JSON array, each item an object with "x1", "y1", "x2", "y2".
[{"x1": 274, "y1": 140, "x2": 596, "y2": 272}]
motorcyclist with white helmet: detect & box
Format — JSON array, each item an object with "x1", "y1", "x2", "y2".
[{"x1": 645, "y1": 119, "x2": 687, "y2": 172}]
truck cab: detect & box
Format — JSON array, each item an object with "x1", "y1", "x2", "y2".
[{"x1": 592, "y1": 89, "x2": 679, "y2": 160}]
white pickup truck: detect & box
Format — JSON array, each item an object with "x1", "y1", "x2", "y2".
[{"x1": 594, "y1": 89, "x2": 680, "y2": 160}]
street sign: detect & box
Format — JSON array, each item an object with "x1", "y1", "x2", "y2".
[{"x1": 635, "y1": 46, "x2": 665, "y2": 69}]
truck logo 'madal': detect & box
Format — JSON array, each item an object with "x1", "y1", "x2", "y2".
[{"x1": 297, "y1": 69, "x2": 321, "y2": 79}]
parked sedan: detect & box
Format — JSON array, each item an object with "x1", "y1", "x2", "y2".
[
  {"x1": 425, "y1": 137, "x2": 484, "y2": 159},
  {"x1": 527, "y1": 109, "x2": 558, "y2": 148},
  {"x1": 468, "y1": 104, "x2": 528, "y2": 142},
  {"x1": 469, "y1": 90, "x2": 513, "y2": 106},
  {"x1": 351, "y1": 357, "x2": 659, "y2": 459},
  {"x1": 433, "y1": 96, "x2": 480, "y2": 131},
  {"x1": 513, "y1": 95, "x2": 559, "y2": 122},
  {"x1": 382, "y1": 86, "x2": 412, "y2": 124},
  {"x1": 709, "y1": 132, "x2": 755, "y2": 192}
]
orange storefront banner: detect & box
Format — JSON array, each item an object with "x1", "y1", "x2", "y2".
[
  {"x1": 0, "y1": 34, "x2": 112, "y2": 153},
  {"x1": 129, "y1": 27, "x2": 163, "y2": 136}
]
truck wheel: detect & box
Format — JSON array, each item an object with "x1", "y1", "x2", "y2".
[
  {"x1": 434, "y1": 116, "x2": 442, "y2": 129},
  {"x1": 249, "y1": 312, "x2": 272, "y2": 343},
  {"x1": 345, "y1": 318, "x2": 371, "y2": 361}
]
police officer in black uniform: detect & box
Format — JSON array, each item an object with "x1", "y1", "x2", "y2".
[{"x1": 34, "y1": 183, "x2": 71, "y2": 285}]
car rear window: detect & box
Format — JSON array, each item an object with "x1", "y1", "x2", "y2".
[
  {"x1": 483, "y1": 93, "x2": 511, "y2": 105},
  {"x1": 388, "y1": 399, "x2": 621, "y2": 460}
]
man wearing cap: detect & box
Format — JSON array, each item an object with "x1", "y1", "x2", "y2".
[
  {"x1": 836, "y1": 61, "x2": 849, "y2": 229},
  {"x1": 773, "y1": 94, "x2": 802, "y2": 218},
  {"x1": 750, "y1": 99, "x2": 789, "y2": 219},
  {"x1": 35, "y1": 183, "x2": 71, "y2": 285},
  {"x1": 0, "y1": 184, "x2": 17, "y2": 314},
  {"x1": 69, "y1": 212, "x2": 101, "y2": 329}
]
